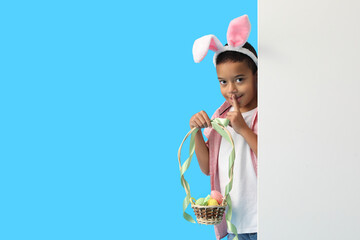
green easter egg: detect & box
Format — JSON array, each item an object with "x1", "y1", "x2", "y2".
[
  {"x1": 203, "y1": 195, "x2": 211, "y2": 206},
  {"x1": 195, "y1": 198, "x2": 205, "y2": 205}
]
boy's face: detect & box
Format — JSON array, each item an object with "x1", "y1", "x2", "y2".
[{"x1": 216, "y1": 61, "x2": 258, "y2": 113}]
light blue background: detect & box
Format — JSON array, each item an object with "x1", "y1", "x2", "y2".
[{"x1": 0, "y1": 1, "x2": 257, "y2": 239}]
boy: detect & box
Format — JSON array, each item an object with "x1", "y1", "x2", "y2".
[{"x1": 190, "y1": 15, "x2": 258, "y2": 240}]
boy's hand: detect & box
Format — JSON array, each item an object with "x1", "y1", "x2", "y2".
[
  {"x1": 226, "y1": 94, "x2": 249, "y2": 135},
  {"x1": 190, "y1": 111, "x2": 212, "y2": 129}
]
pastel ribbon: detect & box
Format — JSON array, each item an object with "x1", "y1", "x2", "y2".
[{"x1": 178, "y1": 118, "x2": 239, "y2": 239}]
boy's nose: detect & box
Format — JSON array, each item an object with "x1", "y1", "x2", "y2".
[{"x1": 228, "y1": 83, "x2": 238, "y2": 93}]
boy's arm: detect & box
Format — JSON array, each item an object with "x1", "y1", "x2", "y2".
[
  {"x1": 189, "y1": 111, "x2": 212, "y2": 176},
  {"x1": 194, "y1": 130, "x2": 210, "y2": 176}
]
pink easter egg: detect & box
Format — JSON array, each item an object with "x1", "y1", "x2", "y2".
[{"x1": 211, "y1": 190, "x2": 223, "y2": 205}]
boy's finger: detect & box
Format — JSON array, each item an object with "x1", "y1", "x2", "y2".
[
  {"x1": 200, "y1": 111, "x2": 212, "y2": 128},
  {"x1": 194, "y1": 118, "x2": 202, "y2": 128},
  {"x1": 232, "y1": 94, "x2": 240, "y2": 112},
  {"x1": 197, "y1": 113, "x2": 208, "y2": 128}
]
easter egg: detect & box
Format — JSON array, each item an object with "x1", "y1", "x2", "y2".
[
  {"x1": 208, "y1": 198, "x2": 219, "y2": 206},
  {"x1": 203, "y1": 195, "x2": 210, "y2": 206},
  {"x1": 211, "y1": 190, "x2": 223, "y2": 205},
  {"x1": 195, "y1": 198, "x2": 206, "y2": 206}
]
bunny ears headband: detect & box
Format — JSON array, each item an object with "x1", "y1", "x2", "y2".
[{"x1": 192, "y1": 15, "x2": 258, "y2": 67}]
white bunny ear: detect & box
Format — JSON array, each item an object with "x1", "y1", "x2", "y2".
[
  {"x1": 192, "y1": 34, "x2": 223, "y2": 63},
  {"x1": 227, "y1": 15, "x2": 251, "y2": 48}
]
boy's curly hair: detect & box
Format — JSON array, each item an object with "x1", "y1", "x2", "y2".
[{"x1": 216, "y1": 42, "x2": 258, "y2": 74}]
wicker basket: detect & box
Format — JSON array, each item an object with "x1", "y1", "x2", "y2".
[
  {"x1": 178, "y1": 119, "x2": 235, "y2": 225},
  {"x1": 191, "y1": 203, "x2": 227, "y2": 225}
]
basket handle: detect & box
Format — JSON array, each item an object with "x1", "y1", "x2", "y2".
[{"x1": 178, "y1": 118, "x2": 240, "y2": 234}]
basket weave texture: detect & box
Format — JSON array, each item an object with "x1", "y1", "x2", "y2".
[{"x1": 191, "y1": 203, "x2": 227, "y2": 225}]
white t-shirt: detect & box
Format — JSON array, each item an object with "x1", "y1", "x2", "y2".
[{"x1": 218, "y1": 107, "x2": 257, "y2": 234}]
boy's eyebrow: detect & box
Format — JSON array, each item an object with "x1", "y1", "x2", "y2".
[
  {"x1": 218, "y1": 74, "x2": 245, "y2": 80},
  {"x1": 234, "y1": 74, "x2": 245, "y2": 78}
]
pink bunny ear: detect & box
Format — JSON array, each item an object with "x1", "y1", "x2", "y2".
[
  {"x1": 227, "y1": 15, "x2": 251, "y2": 47},
  {"x1": 192, "y1": 34, "x2": 223, "y2": 63}
]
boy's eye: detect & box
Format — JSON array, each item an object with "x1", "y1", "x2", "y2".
[
  {"x1": 219, "y1": 80, "x2": 226, "y2": 85},
  {"x1": 236, "y1": 78, "x2": 244, "y2": 83}
]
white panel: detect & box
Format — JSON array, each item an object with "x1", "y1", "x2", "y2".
[{"x1": 259, "y1": 1, "x2": 360, "y2": 239}]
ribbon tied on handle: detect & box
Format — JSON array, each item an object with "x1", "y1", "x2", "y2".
[{"x1": 178, "y1": 118, "x2": 239, "y2": 239}]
